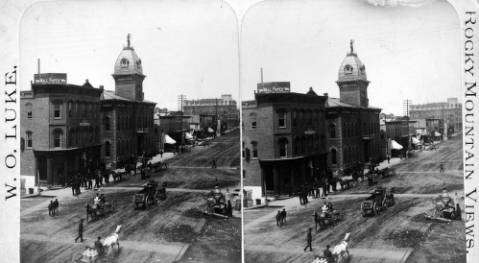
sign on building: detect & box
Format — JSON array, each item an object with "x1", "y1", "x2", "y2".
[
  {"x1": 33, "y1": 73, "x2": 67, "y2": 84},
  {"x1": 257, "y1": 82, "x2": 290, "y2": 94}
]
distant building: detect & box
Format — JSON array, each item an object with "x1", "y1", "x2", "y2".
[
  {"x1": 409, "y1": 98, "x2": 462, "y2": 135},
  {"x1": 21, "y1": 79, "x2": 102, "y2": 188},
  {"x1": 183, "y1": 94, "x2": 239, "y2": 132}
]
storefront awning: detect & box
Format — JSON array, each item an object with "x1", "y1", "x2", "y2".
[
  {"x1": 165, "y1": 134, "x2": 176, "y2": 144},
  {"x1": 391, "y1": 140, "x2": 403, "y2": 150}
]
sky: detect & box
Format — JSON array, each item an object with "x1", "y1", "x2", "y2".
[
  {"x1": 19, "y1": 0, "x2": 239, "y2": 111},
  {"x1": 240, "y1": 0, "x2": 461, "y2": 115}
]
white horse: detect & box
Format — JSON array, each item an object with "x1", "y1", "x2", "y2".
[
  {"x1": 102, "y1": 225, "x2": 122, "y2": 255},
  {"x1": 332, "y1": 233, "x2": 350, "y2": 263}
]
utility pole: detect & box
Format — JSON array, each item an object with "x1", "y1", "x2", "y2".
[{"x1": 177, "y1": 95, "x2": 187, "y2": 147}]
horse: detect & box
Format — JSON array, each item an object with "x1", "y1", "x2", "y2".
[
  {"x1": 332, "y1": 233, "x2": 350, "y2": 263},
  {"x1": 102, "y1": 225, "x2": 122, "y2": 255}
]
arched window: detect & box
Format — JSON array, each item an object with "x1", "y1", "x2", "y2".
[
  {"x1": 26, "y1": 131, "x2": 32, "y2": 148},
  {"x1": 68, "y1": 101, "x2": 73, "y2": 117},
  {"x1": 279, "y1": 138, "x2": 288, "y2": 158},
  {"x1": 105, "y1": 141, "x2": 111, "y2": 157},
  {"x1": 251, "y1": 141, "x2": 258, "y2": 158},
  {"x1": 329, "y1": 123, "x2": 336, "y2": 138},
  {"x1": 53, "y1": 129, "x2": 63, "y2": 148},
  {"x1": 25, "y1": 103, "x2": 33, "y2": 119},
  {"x1": 330, "y1": 148, "x2": 337, "y2": 164},
  {"x1": 250, "y1": 112, "x2": 257, "y2": 128},
  {"x1": 344, "y1": 64, "x2": 353, "y2": 74},
  {"x1": 120, "y1": 58, "x2": 129, "y2": 67},
  {"x1": 68, "y1": 128, "x2": 74, "y2": 147}
]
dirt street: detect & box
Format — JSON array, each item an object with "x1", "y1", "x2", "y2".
[
  {"x1": 244, "y1": 136, "x2": 465, "y2": 263},
  {"x1": 21, "y1": 131, "x2": 241, "y2": 263}
]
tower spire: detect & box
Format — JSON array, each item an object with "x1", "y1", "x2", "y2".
[
  {"x1": 127, "y1": 33, "x2": 131, "y2": 47},
  {"x1": 350, "y1": 39, "x2": 354, "y2": 54}
]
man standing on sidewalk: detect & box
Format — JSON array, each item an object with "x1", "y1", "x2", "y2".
[
  {"x1": 304, "y1": 228, "x2": 313, "y2": 252},
  {"x1": 74, "y1": 219, "x2": 85, "y2": 243}
]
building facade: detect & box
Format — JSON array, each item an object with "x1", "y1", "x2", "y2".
[
  {"x1": 100, "y1": 36, "x2": 157, "y2": 168},
  {"x1": 326, "y1": 42, "x2": 383, "y2": 174},
  {"x1": 21, "y1": 77, "x2": 102, "y2": 187},
  {"x1": 409, "y1": 98, "x2": 462, "y2": 135},
  {"x1": 183, "y1": 94, "x2": 239, "y2": 132},
  {"x1": 242, "y1": 87, "x2": 328, "y2": 199}
]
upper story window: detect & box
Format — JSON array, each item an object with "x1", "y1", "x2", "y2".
[
  {"x1": 105, "y1": 141, "x2": 111, "y2": 157},
  {"x1": 53, "y1": 102, "x2": 62, "y2": 119},
  {"x1": 329, "y1": 123, "x2": 336, "y2": 138},
  {"x1": 68, "y1": 101, "x2": 72, "y2": 117},
  {"x1": 104, "y1": 116, "x2": 111, "y2": 131},
  {"x1": 25, "y1": 103, "x2": 32, "y2": 119},
  {"x1": 249, "y1": 112, "x2": 257, "y2": 129},
  {"x1": 278, "y1": 111, "x2": 287, "y2": 128},
  {"x1": 279, "y1": 138, "x2": 288, "y2": 158},
  {"x1": 251, "y1": 141, "x2": 258, "y2": 158},
  {"x1": 53, "y1": 129, "x2": 63, "y2": 148},
  {"x1": 330, "y1": 148, "x2": 337, "y2": 164},
  {"x1": 26, "y1": 131, "x2": 32, "y2": 148}
]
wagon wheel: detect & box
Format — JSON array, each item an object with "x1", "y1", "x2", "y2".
[{"x1": 145, "y1": 197, "x2": 150, "y2": 209}]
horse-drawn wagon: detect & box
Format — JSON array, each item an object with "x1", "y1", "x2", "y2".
[
  {"x1": 204, "y1": 187, "x2": 230, "y2": 217},
  {"x1": 314, "y1": 204, "x2": 344, "y2": 232},
  {"x1": 361, "y1": 187, "x2": 394, "y2": 217},
  {"x1": 86, "y1": 197, "x2": 115, "y2": 222},
  {"x1": 133, "y1": 180, "x2": 166, "y2": 209},
  {"x1": 72, "y1": 225, "x2": 122, "y2": 263}
]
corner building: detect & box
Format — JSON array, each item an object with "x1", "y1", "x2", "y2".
[
  {"x1": 326, "y1": 43, "x2": 383, "y2": 174},
  {"x1": 100, "y1": 37, "x2": 157, "y2": 168},
  {"x1": 242, "y1": 87, "x2": 328, "y2": 199}
]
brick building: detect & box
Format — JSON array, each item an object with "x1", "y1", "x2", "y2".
[
  {"x1": 21, "y1": 75, "x2": 102, "y2": 187},
  {"x1": 242, "y1": 86, "x2": 328, "y2": 199},
  {"x1": 100, "y1": 35, "x2": 157, "y2": 168},
  {"x1": 326, "y1": 41, "x2": 383, "y2": 174},
  {"x1": 183, "y1": 94, "x2": 239, "y2": 132},
  {"x1": 409, "y1": 98, "x2": 462, "y2": 135}
]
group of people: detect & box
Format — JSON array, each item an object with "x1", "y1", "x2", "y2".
[
  {"x1": 48, "y1": 198, "x2": 59, "y2": 216},
  {"x1": 70, "y1": 169, "x2": 109, "y2": 196},
  {"x1": 275, "y1": 208, "x2": 287, "y2": 227}
]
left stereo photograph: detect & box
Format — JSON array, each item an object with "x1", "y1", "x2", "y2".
[{"x1": 18, "y1": 1, "x2": 241, "y2": 263}]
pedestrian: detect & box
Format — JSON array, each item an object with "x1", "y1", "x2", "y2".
[
  {"x1": 74, "y1": 219, "x2": 85, "y2": 243},
  {"x1": 95, "y1": 236, "x2": 104, "y2": 256},
  {"x1": 280, "y1": 208, "x2": 287, "y2": 225},
  {"x1": 276, "y1": 210, "x2": 282, "y2": 227},
  {"x1": 53, "y1": 198, "x2": 59, "y2": 216},
  {"x1": 48, "y1": 200, "x2": 53, "y2": 216},
  {"x1": 88, "y1": 172, "x2": 93, "y2": 190},
  {"x1": 387, "y1": 155, "x2": 391, "y2": 164},
  {"x1": 160, "y1": 150, "x2": 163, "y2": 159},
  {"x1": 304, "y1": 228, "x2": 313, "y2": 252},
  {"x1": 227, "y1": 200, "x2": 233, "y2": 217},
  {"x1": 94, "y1": 171, "x2": 100, "y2": 189},
  {"x1": 211, "y1": 159, "x2": 217, "y2": 169},
  {"x1": 71, "y1": 176, "x2": 76, "y2": 196}
]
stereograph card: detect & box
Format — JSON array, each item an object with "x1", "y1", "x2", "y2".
[{"x1": 0, "y1": 0, "x2": 478, "y2": 263}]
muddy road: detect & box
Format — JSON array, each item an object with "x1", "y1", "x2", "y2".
[
  {"x1": 244, "y1": 136, "x2": 465, "y2": 263},
  {"x1": 21, "y1": 131, "x2": 241, "y2": 263}
]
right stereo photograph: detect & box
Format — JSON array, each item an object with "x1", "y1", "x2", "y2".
[{"x1": 240, "y1": 0, "x2": 465, "y2": 262}]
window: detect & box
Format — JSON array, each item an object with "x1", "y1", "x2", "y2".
[
  {"x1": 344, "y1": 64, "x2": 353, "y2": 74},
  {"x1": 243, "y1": 170, "x2": 246, "y2": 178},
  {"x1": 252, "y1": 121, "x2": 257, "y2": 128},
  {"x1": 26, "y1": 131, "x2": 32, "y2": 148},
  {"x1": 53, "y1": 129, "x2": 63, "y2": 148},
  {"x1": 278, "y1": 111, "x2": 287, "y2": 128},
  {"x1": 242, "y1": 142, "x2": 245, "y2": 158},
  {"x1": 331, "y1": 148, "x2": 337, "y2": 164},
  {"x1": 120, "y1": 58, "x2": 129, "y2": 68},
  {"x1": 104, "y1": 116, "x2": 111, "y2": 131},
  {"x1": 329, "y1": 123, "x2": 336, "y2": 138},
  {"x1": 25, "y1": 103, "x2": 32, "y2": 119},
  {"x1": 252, "y1": 141, "x2": 258, "y2": 158},
  {"x1": 68, "y1": 101, "x2": 72, "y2": 117},
  {"x1": 105, "y1": 141, "x2": 111, "y2": 157},
  {"x1": 279, "y1": 138, "x2": 288, "y2": 158},
  {"x1": 53, "y1": 102, "x2": 62, "y2": 119}
]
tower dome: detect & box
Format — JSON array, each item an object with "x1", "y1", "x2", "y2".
[
  {"x1": 114, "y1": 34, "x2": 143, "y2": 75},
  {"x1": 338, "y1": 40, "x2": 367, "y2": 82}
]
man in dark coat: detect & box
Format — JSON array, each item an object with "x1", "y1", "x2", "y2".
[
  {"x1": 304, "y1": 228, "x2": 313, "y2": 252},
  {"x1": 52, "y1": 199, "x2": 59, "y2": 216},
  {"x1": 323, "y1": 245, "x2": 334, "y2": 262},
  {"x1": 280, "y1": 208, "x2": 287, "y2": 225},
  {"x1": 74, "y1": 219, "x2": 85, "y2": 243},
  {"x1": 48, "y1": 201, "x2": 53, "y2": 216}
]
